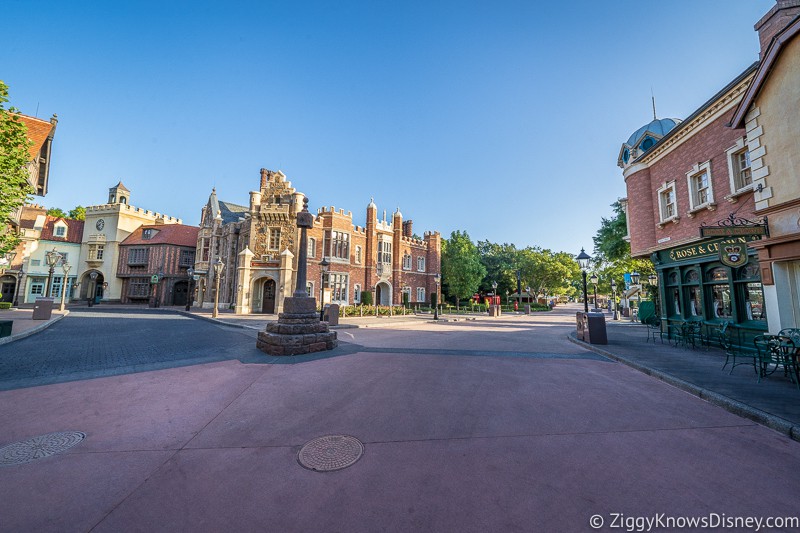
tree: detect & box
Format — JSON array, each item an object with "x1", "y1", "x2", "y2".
[
  {"x1": 441, "y1": 230, "x2": 486, "y2": 310},
  {"x1": 0, "y1": 81, "x2": 33, "y2": 254},
  {"x1": 592, "y1": 200, "x2": 630, "y2": 263},
  {"x1": 69, "y1": 206, "x2": 86, "y2": 220},
  {"x1": 476, "y1": 240, "x2": 518, "y2": 296},
  {"x1": 47, "y1": 207, "x2": 68, "y2": 218}
]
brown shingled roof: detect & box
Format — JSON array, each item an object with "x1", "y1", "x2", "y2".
[
  {"x1": 120, "y1": 224, "x2": 199, "y2": 247},
  {"x1": 40, "y1": 217, "x2": 84, "y2": 244},
  {"x1": 17, "y1": 114, "x2": 55, "y2": 160}
]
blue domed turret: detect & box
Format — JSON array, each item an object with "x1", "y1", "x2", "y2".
[{"x1": 618, "y1": 117, "x2": 681, "y2": 168}]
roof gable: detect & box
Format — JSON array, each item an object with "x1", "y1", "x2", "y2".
[
  {"x1": 16, "y1": 114, "x2": 56, "y2": 160},
  {"x1": 121, "y1": 224, "x2": 199, "y2": 247}
]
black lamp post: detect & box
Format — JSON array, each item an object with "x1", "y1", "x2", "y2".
[
  {"x1": 611, "y1": 279, "x2": 619, "y2": 320},
  {"x1": 576, "y1": 248, "x2": 591, "y2": 313},
  {"x1": 44, "y1": 248, "x2": 62, "y2": 298},
  {"x1": 186, "y1": 267, "x2": 194, "y2": 312},
  {"x1": 13, "y1": 267, "x2": 24, "y2": 307},
  {"x1": 319, "y1": 257, "x2": 330, "y2": 321},
  {"x1": 589, "y1": 273, "x2": 598, "y2": 310},
  {"x1": 212, "y1": 258, "x2": 224, "y2": 318},
  {"x1": 515, "y1": 269, "x2": 521, "y2": 305},
  {"x1": 433, "y1": 273, "x2": 441, "y2": 320},
  {"x1": 631, "y1": 271, "x2": 641, "y2": 316},
  {"x1": 491, "y1": 280, "x2": 498, "y2": 310},
  {"x1": 88, "y1": 271, "x2": 98, "y2": 307}
]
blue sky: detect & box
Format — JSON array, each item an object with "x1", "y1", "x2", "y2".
[{"x1": 2, "y1": 0, "x2": 773, "y2": 255}]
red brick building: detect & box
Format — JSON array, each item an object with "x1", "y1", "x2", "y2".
[
  {"x1": 194, "y1": 168, "x2": 441, "y2": 314},
  {"x1": 117, "y1": 224, "x2": 199, "y2": 306}
]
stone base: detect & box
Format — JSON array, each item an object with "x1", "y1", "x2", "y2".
[{"x1": 256, "y1": 296, "x2": 338, "y2": 356}]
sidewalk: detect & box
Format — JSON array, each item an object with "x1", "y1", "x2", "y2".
[
  {"x1": 570, "y1": 317, "x2": 800, "y2": 441},
  {"x1": 0, "y1": 308, "x2": 68, "y2": 345}
]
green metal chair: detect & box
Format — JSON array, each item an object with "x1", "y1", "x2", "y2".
[
  {"x1": 753, "y1": 335, "x2": 798, "y2": 388},
  {"x1": 643, "y1": 315, "x2": 663, "y2": 344}
]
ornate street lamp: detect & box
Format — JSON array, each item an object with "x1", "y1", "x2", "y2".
[
  {"x1": 13, "y1": 266, "x2": 24, "y2": 307},
  {"x1": 319, "y1": 257, "x2": 330, "y2": 321},
  {"x1": 576, "y1": 248, "x2": 591, "y2": 313},
  {"x1": 631, "y1": 271, "x2": 641, "y2": 315},
  {"x1": 59, "y1": 262, "x2": 72, "y2": 311},
  {"x1": 589, "y1": 273, "x2": 599, "y2": 310},
  {"x1": 648, "y1": 272, "x2": 659, "y2": 315},
  {"x1": 212, "y1": 257, "x2": 225, "y2": 318},
  {"x1": 88, "y1": 271, "x2": 98, "y2": 307},
  {"x1": 186, "y1": 267, "x2": 194, "y2": 312},
  {"x1": 525, "y1": 285, "x2": 531, "y2": 305},
  {"x1": 515, "y1": 269, "x2": 522, "y2": 305},
  {"x1": 433, "y1": 273, "x2": 441, "y2": 320},
  {"x1": 44, "y1": 248, "x2": 62, "y2": 298},
  {"x1": 610, "y1": 279, "x2": 619, "y2": 320}
]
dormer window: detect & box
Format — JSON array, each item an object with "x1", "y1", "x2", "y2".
[
  {"x1": 622, "y1": 148, "x2": 630, "y2": 164},
  {"x1": 640, "y1": 136, "x2": 655, "y2": 152},
  {"x1": 142, "y1": 229, "x2": 154, "y2": 240},
  {"x1": 55, "y1": 225, "x2": 66, "y2": 237}
]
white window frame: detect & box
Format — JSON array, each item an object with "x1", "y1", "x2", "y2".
[
  {"x1": 306, "y1": 281, "x2": 314, "y2": 297},
  {"x1": 54, "y1": 224, "x2": 67, "y2": 237},
  {"x1": 417, "y1": 256, "x2": 425, "y2": 272},
  {"x1": 328, "y1": 272, "x2": 349, "y2": 304},
  {"x1": 725, "y1": 137, "x2": 753, "y2": 196},
  {"x1": 656, "y1": 181, "x2": 678, "y2": 224},
  {"x1": 268, "y1": 228, "x2": 281, "y2": 251},
  {"x1": 402, "y1": 253, "x2": 412, "y2": 271},
  {"x1": 30, "y1": 282, "x2": 44, "y2": 295},
  {"x1": 416, "y1": 287, "x2": 425, "y2": 303},
  {"x1": 355, "y1": 245, "x2": 362, "y2": 264},
  {"x1": 686, "y1": 160, "x2": 715, "y2": 213},
  {"x1": 308, "y1": 237, "x2": 316, "y2": 259}
]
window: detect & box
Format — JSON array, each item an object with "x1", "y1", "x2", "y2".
[
  {"x1": 129, "y1": 278, "x2": 150, "y2": 298},
  {"x1": 657, "y1": 182, "x2": 677, "y2": 223},
  {"x1": 354, "y1": 284, "x2": 361, "y2": 303},
  {"x1": 57, "y1": 252, "x2": 69, "y2": 266},
  {"x1": 417, "y1": 256, "x2": 426, "y2": 272},
  {"x1": 355, "y1": 246, "x2": 362, "y2": 264},
  {"x1": 200, "y1": 239, "x2": 210, "y2": 262},
  {"x1": 89, "y1": 244, "x2": 104, "y2": 261},
  {"x1": 324, "y1": 231, "x2": 350, "y2": 260},
  {"x1": 180, "y1": 250, "x2": 195, "y2": 267},
  {"x1": 328, "y1": 273, "x2": 348, "y2": 303},
  {"x1": 142, "y1": 228, "x2": 154, "y2": 240},
  {"x1": 401, "y1": 286, "x2": 411, "y2": 303},
  {"x1": 706, "y1": 267, "x2": 732, "y2": 319},
  {"x1": 308, "y1": 238, "x2": 316, "y2": 259},
  {"x1": 306, "y1": 281, "x2": 314, "y2": 297},
  {"x1": 50, "y1": 276, "x2": 63, "y2": 298},
  {"x1": 269, "y1": 228, "x2": 281, "y2": 251},
  {"x1": 402, "y1": 254, "x2": 412, "y2": 270},
  {"x1": 416, "y1": 287, "x2": 425, "y2": 302},
  {"x1": 31, "y1": 259, "x2": 41, "y2": 266},
  {"x1": 55, "y1": 226, "x2": 66, "y2": 237},
  {"x1": 686, "y1": 161, "x2": 714, "y2": 211},
  {"x1": 30, "y1": 282, "x2": 44, "y2": 295},
  {"x1": 737, "y1": 263, "x2": 765, "y2": 322},
  {"x1": 129, "y1": 248, "x2": 148, "y2": 265},
  {"x1": 726, "y1": 137, "x2": 754, "y2": 194},
  {"x1": 378, "y1": 238, "x2": 392, "y2": 265}
]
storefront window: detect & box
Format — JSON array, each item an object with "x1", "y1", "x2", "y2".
[
  {"x1": 710, "y1": 285, "x2": 732, "y2": 318},
  {"x1": 671, "y1": 287, "x2": 681, "y2": 317},
  {"x1": 744, "y1": 283, "x2": 765, "y2": 321},
  {"x1": 708, "y1": 268, "x2": 728, "y2": 282},
  {"x1": 688, "y1": 286, "x2": 702, "y2": 317}
]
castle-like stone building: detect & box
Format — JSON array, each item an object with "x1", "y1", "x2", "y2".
[{"x1": 195, "y1": 168, "x2": 441, "y2": 315}]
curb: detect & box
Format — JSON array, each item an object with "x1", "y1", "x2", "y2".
[
  {"x1": 567, "y1": 332, "x2": 800, "y2": 442},
  {"x1": 0, "y1": 311, "x2": 70, "y2": 345},
  {"x1": 170, "y1": 309, "x2": 257, "y2": 329}
]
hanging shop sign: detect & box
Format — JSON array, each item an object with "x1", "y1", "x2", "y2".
[
  {"x1": 719, "y1": 242, "x2": 749, "y2": 268},
  {"x1": 666, "y1": 234, "x2": 762, "y2": 263},
  {"x1": 700, "y1": 213, "x2": 769, "y2": 238}
]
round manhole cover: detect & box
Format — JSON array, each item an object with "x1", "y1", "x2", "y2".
[
  {"x1": 298, "y1": 435, "x2": 364, "y2": 472},
  {"x1": 0, "y1": 431, "x2": 86, "y2": 466}
]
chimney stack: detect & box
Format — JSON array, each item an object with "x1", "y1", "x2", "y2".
[{"x1": 755, "y1": 0, "x2": 800, "y2": 58}]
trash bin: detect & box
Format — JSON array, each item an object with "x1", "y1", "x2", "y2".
[
  {"x1": 524, "y1": 304, "x2": 531, "y2": 314},
  {"x1": 32, "y1": 298, "x2": 54, "y2": 320},
  {"x1": 0, "y1": 320, "x2": 12, "y2": 337},
  {"x1": 584, "y1": 312, "x2": 608, "y2": 345},
  {"x1": 323, "y1": 303, "x2": 340, "y2": 325}
]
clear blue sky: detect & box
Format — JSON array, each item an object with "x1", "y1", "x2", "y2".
[{"x1": 2, "y1": 0, "x2": 773, "y2": 255}]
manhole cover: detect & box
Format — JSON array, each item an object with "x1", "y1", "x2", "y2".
[
  {"x1": 0, "y1": 431, "x2": 86, "y2": 466},
  {"x1": 298, "y1": 435, "x2": 364, "y2": 472}
]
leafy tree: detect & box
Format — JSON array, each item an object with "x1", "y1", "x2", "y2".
[
  {"x1": 476, "y1": 240, "x2": 518, "y2": 296},
  {"x1": 441, "y1": 230, "x2": 486, "y2": 310},
  {"x1": 69, "y1": 206, "x2": 86, "y2": 220},
  {"x1": 592, "y1": 200, "x2": 629, "y2": 263},
  {"x1": 0, "y1": 81, "x2": 33, "y2": 254},
  {"x1": 518, "y1": 247, "x2": 580, "y2": 301},
  {"x1": 47, "y1": 207, "x2": 68, "y2": 218}
]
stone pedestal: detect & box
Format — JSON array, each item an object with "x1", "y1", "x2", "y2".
[{"x1": 256, "y1": 296, "x2": 338, "y2": 356}]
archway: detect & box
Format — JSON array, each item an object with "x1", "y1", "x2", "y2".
[
  {"x1": 0, "y1": 275, "x2": 16, "y2": 303},
  {"x1": 80, "y1": 271, "x2": 105, "y2": 303},
  {"x1": 376, "y1": 281, "x2": 392, "y2": 306},
  {"x1": 261, "y1": 278, "x2": 276, "y2": 314}
]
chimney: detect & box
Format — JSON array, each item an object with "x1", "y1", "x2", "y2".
[
  {"x1": 403, "y1": 220, "x2": 413, "y2": 238},
  {"x1": 755, "y1": 0, "x2": 800, "y2": 58},
  {"x1": 260, "y1": 168, "x2": 268, "y2": 189}
]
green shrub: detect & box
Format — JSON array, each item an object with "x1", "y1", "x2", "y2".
[
  {"x1": 360, "y1": 291, "x2": 373, "y2": 306},
  {"x1": 0, "y1": 302, "x2": 11, "y2": 310}
]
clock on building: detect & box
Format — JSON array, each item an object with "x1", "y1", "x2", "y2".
[{"x1": 96, "y1": 219, "x2": 105, "y2": 230}]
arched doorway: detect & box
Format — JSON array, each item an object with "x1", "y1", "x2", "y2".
[
  {"x1": 173, "y1": 280, "x2": 189, "y2": 306},
  {"x1": 376, "y1": 281, "x2": 392, "y2": 306},
  {"x1": 260, "y1": 278, "x2": 276, "y2": 314},
  {"x1": 80, "y1": 271, "x2": 105, "y2": 303},
  {"x1": 0, "y1": 275, "x2": 16, "y2": 303}
]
